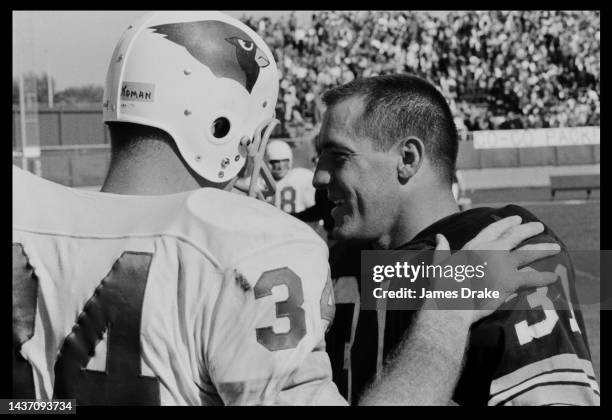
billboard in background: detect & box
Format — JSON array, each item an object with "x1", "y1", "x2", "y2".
[{"x1": 473, "y1": 127, "x2": 600, "y2": 149}]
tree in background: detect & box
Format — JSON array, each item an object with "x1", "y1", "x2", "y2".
[
  {"x1": 53, "y1": 85, "x2": 103, "y2": 106},
  {"x1": 13, "y1": 72, "x2": 102, "y2": 107}
]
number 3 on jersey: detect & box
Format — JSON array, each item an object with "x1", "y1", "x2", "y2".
[
  {"x1": 514, "y1": 264, "x2": 581, "y2": 345},
  {"x1": 254, "y1": 267, "x2": 334, "y2": 352}
]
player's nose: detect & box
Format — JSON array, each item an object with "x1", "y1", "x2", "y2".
[{"x1": 313, "y1": 165, "x2": 331, "y2": 190}]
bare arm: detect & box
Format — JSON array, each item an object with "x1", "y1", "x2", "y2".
[{"x1": 359, "y1": 309, "x2": 470, "y2": 405}]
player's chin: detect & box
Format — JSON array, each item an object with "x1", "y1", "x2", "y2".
[
  {"x1": 331, "y1": 225, "x2": 349, "y2": 241},
  {"x1": 331, "y1": 215, "x2": 357, "y2": 240}
]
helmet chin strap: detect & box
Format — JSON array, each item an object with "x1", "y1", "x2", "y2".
[{"x1": 226, "y1": 118, "x2": 279, "y2": 201}]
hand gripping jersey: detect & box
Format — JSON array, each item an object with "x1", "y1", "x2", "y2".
[
  {"x1": 327, "y1": 205, "x2": 599, "y2": 406},
  {"x1": 273, "y1": 167, "x2": 316, "y2": 214},
  {"x1": 12, "y1": 167, "x2": 345, "y2": 406}
]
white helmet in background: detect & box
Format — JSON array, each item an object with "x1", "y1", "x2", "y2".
[
  {"x1": 103, "y1": 11, "x2": 279, "y2": 192},
  {"x1": 265, "y1": 140, "x2": 293, "y2": 166}
]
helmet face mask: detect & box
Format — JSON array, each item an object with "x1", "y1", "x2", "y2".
[
  {"x1": 225, "y1": 117, "x2": 279, "y2": 199},
  {"x1": 103, "y1": 11, "x2": 279, "y2": 188}
]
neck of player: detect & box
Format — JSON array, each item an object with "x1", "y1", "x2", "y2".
[
  {"x1": 375, "y1": 182, "x2": 460, "y2": 250},
  {"x1": 101, "y1": 138, "x2": 213, "y2": 195}
]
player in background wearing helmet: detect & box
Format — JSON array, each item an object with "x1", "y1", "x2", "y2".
[
  {"x1": 265, "y1": 140, "x2": 316, "y2": 214},
  {"x1": 13, "y1": 11, "x2": 560, "y2": 406}
]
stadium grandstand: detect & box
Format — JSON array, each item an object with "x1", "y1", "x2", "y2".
[{"x1": 241, "y1": 10, "x2": 599, "y2": 138}]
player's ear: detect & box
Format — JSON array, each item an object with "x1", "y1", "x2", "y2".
[{"x1": 395, "y1": 136, "x2": 424, "y2": 185}]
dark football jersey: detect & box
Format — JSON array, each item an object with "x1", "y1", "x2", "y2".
[{"x1": 326, "y1": 205, "x2": 599, "y2": 405}]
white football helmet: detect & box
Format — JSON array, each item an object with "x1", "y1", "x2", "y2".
[
  {"x1": 265, "y1": 140, "x2": 293, "y2": 166},
  {"x1": 103, "y1": 11, "x2": 279, "y2": 196}
]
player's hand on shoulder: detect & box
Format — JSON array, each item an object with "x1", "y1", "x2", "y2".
[{"x1": 433, "y1": 215, "x2": 561, "y2": 324}]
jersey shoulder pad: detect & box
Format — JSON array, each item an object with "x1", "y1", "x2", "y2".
[
  {"x1": 181, "y1": 188, "x2": 326, "y2": 264},
  {"x1": 490, "y1": 205, "x2": 565, "y2": 247},
  {"x1": 491, "y1": 204, "x2": 540, "y2": 223},
  {"x1": 13, "y1": 166, "x2": 197, "y2": 238}
]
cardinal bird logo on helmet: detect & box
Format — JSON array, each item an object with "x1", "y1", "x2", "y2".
[{"x1": 150, "y1": 20, "x2": 270, "y2": 94}]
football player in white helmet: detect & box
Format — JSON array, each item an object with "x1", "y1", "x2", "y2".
[
  {"x1": 101, "y1": 11, "x2": 277, "y2": 197},
  {"x1": 266, "y1": 140, "x2": 292, "y2": 180},
  {"x1": 265, "y1": 140, "x2": 316, "y2": 214},
  {"x1": 13, "y1": 11, "x2": 561, "y2": 406}
]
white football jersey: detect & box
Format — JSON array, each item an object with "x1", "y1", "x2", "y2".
[
  {"x1": 273, "y1": 167, "x2": 316, "y2": 214},
  {"x1": 12, "y1": 167, "x2": 345, "y2": 406}
]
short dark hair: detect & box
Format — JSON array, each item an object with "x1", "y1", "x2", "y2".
[
  {"x1": 106, "y1": 121, "x2": 174, "y2": 158},
  {"x1": 105, "y1": 122, "x2": 208, "y2": 184},
  {"x1": 322, "y1": 74, "x2": 458, "y2": 183}
]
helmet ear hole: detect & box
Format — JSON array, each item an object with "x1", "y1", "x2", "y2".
[{"x1": 212, "y1": 117, "x2": 231, "y2": 138}]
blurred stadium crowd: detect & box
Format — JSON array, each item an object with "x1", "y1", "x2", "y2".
[{"x1": 242, "y1": 11, "x2": 600, "y2": 137}]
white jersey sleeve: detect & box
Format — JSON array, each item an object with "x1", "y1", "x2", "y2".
[
  {"x1": 181, "y1": 184, "x2": 344, "y2": 405},
  {"x1": 202, "y1": 234, "x2": 342, "y2": 405}
]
